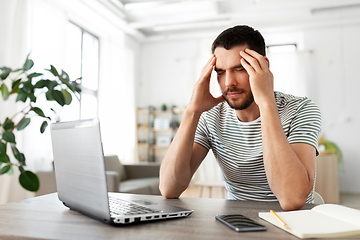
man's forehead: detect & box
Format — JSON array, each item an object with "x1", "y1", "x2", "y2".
[
  {"x1": 213, "y1": 44, "x2": 249, "y2": 55},
  {"x1": 214, "y1": 45, "x2": 247, "y2": 69}
]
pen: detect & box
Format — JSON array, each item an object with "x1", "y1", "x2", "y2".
[{"x1": 270, "y1": 210, "x2": 287, "y2": 227}]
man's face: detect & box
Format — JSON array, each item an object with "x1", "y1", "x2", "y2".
[{"x1": 214, "y1": 45, "x2": 254, "y2": 110}]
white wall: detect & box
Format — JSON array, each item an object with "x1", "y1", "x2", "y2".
[
  {"x1": 137, "y1": 24, "x2": 360, "y2": 193},
  {"x1": 137, "y1": 39, "x2": 202, "y2": 109},
  {"x1": 303, "y1": 25, "x2": 360, "y2": 193}
]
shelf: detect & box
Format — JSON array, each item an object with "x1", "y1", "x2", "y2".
[
  {"x1": 137, "y1": 110, "x2": 174, "y2": 115},
  {"x1": 150, "y1": 145, "x2": 170, "y2": 149},
  {"x1": 137, "y1": 127, "x2": 176, "y2": 132},
  {"x1": 136, "y1": 106, "x2": 184, "y2": 163}
]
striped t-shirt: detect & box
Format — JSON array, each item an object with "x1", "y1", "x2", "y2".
[{"x1": 194, "y1": 91, "x2": 322, "y2": 203}]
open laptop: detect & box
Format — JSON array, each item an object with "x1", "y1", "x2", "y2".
[{"x1": 50, "y1": 118, "x2": 193, "y2": 225}]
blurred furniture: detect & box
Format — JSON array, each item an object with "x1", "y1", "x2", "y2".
[
  {"x1": 313, "y1": 192, "x2": 325, "y2": 204},
  {"x1": 315, "y1": 154, "x2": 340, "y2": 204},
  {"x1": 104, "y1": 155, "x2": 161, "y2": 195},
  {"x1": 35, "y1": 155, "x2": 161, "y2": 196},
  {"x1": 35, "y1": 170, "x2": 57, "y2": 196},
  {"x1": 192, "y1": 181, "x2": 227, "y2": 199}
]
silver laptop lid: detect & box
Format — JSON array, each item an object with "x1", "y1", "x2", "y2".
[{"x1": 51, "y1": 118, "x2": 111, "y2": 223}]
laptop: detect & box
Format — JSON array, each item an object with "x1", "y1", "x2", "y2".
[{"x1": 50, "y1": 118, "x2": 193, "y2": 225}]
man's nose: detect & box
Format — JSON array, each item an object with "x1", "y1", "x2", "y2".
[{"x1": 225, "y1": 72, "x2": 237, "y2": 88}]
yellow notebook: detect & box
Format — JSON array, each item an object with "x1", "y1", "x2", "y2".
[{"x1": 259, "y1": 204, "x2": 360, "y2": 239}]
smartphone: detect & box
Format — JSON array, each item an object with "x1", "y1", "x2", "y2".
[{"x1": 215, "y1": 214, "x2": 267, "y2": 232}]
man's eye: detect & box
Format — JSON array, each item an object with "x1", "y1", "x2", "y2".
[
  {"x1": 235, "y1": 67, "x2": 245, "y2": 71},
  {"x1": 217, "y1": 71, "x2": 224, "y2": 76}
]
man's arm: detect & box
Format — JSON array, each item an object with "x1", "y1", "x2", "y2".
[
  {"x1": 159, "y1": 55, "x2": 224, "y2": 198},
  {"x1": 240, "y1": 49, "x2": 317, "y2": 210}
]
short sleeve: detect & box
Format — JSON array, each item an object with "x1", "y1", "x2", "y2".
[
  {"x1": 287, "y1": 98, "x2": 322, "y2": 155},
  {"x1": 194, "y1": 112, "x2": 211, "y2": 150}
]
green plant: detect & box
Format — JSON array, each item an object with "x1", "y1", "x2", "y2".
[
  {"x1": 0, "y1": 54, "x2": 81, "y2": 192},
  {"x1": 318, "y1": 135, "x2": 343, "y2": 166}
]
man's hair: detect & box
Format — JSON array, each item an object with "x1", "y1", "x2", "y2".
[{"x1": 211, "y1": 25, "x2": 266, "y2": 55}]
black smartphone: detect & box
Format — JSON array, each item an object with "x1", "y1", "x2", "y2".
[{"x1": 215, "y1": 214, "x2": 267, "y2": 232}]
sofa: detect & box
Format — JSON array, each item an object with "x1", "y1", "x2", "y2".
[
  {"x1": 35, "y1": 155, "x2": 161, "y2": 196},
  {"x1": 104, "y1": 155, "x2": 161, "y2": 195}
]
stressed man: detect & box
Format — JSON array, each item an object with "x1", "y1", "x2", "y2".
[{"x1": 159, "y1": 25, "x2": 321, "y2": 211}]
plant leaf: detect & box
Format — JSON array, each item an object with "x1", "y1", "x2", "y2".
[
  {"x1": 0, "y1": 153, "x2": 10, "y2": 163},
  {"x1": 2, "y1": 131, "x2": 16, "y2": 143},
  {"x1": 16, "y1": 118, "x2": 31, "y2": 131},
  {"x1": 19, "y1": 170, "x2": 39, "y2": 192},
  {"x1": 0, "y1": 83, "x2": 10, "y2": 100},
  {"x1": 0, "y1": 67, "x2": 11, "y2": 80},
  {"x1": 46, "y1": 89, "x2": 54, "y2": 101},
  {"x1": 29, "y1": 92, "x2": 36, "y2": 102},
  {"x1": 7, "y1": 164, "x2": 14, "y2": 175},
  {"x1": 0, "y1": 164, "x2": 11, "y2": 175},
  {"x1": 28, "y1": 72, "x2": 43, "y2": 79},
  {"x1": 11, "y1": 79, "x2": 22, "y2": 93},
  {"x1": 16, "y1": 91, "x2": 28, "y2": 102},
  {"x1": 61, "y1": 89, "x2": 72, "y2": 105},
  {"x1": 11, "y1": 143, "x2": 25, "y2": 165},
  {"x1": 45, "y1": 80, "x2": 58, "y2": 90},
  {"x1": 3, "y1": 120, "x2": 14, "y2": 130},
  {"x1": 60, "y1": 70, "x2": 70, "y2": 82},
  {"x1": 47, "y1": 65, "x2": 59, "y2": 77},
  {"x1": 0, "y1": 141, "x2": 6, "y2": 153},
  {"x1": 23, "y1": 80, "x2": 32, "y2": 92},
  {"x1": 23, "y1": 58, "x2": 34, "y2": 71},
  {"x1": 52, "y1": 89, "x2": 65, "y2": 106},
  {"x1": 40, "y1": 121, "x2": 48, "y2": 134},
  {"x1": 32, "y1": 107, "x2": 45, "y2": 117},
  {"x1": 34, "y1": 79, "x2": 48, "y2": 89},
  {"x1": 19, "y1": 166, "x2": 25, "y2": 173}
]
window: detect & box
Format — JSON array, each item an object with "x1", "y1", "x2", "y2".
[
  {"x1": 267, "y1": 44, "x2": 308, "y2": 97},
  {"x1": 63, "y1": 22, "x2": 100, "y2": 120}
]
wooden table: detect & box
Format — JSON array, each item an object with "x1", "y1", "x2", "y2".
[{"x1": 0, "y1": 193, "x2": 343, "y2": 240}]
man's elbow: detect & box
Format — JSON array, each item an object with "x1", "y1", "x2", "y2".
[
  {"x1": 159, "y1": 183, "x2": 181, "y2": 199},
  {"x1": 278, "y1": 195, "x2": 308, "y2": 211}
]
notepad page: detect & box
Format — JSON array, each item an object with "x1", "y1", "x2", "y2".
[
  {"x1": 311, "y1": 204, "x2": 360, "y2": 227},
  {"x1": 259, "y1": 209, "x2": 360, "y2": 238}
]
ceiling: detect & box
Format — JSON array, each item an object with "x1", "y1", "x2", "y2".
[{"x1": 95, "y1": 0, "x2": 360, "y2": 41}]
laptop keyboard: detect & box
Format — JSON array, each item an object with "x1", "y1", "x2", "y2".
[{"x1": 109, "y1": 197, "x2": 161, "y2": 216}]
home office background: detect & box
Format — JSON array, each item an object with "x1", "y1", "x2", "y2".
[{"x1": 1, "y1": 0, "x2": 360, "y2": 204}]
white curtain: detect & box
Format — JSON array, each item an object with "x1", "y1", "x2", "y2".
[{"x1": 0, "y1": 0, "x2": 35, "y2": 204}]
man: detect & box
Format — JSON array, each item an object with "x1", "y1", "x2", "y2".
[{"x1": 159, "y1": 25, "x2": 321, "y2": 211}]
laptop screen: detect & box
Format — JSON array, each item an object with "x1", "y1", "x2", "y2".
[{"x1": 51, "y1": 118, "x2": 111, "y2": 222}]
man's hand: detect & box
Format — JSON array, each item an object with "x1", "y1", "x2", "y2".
[
  {"x1": 188, "y1": 55, "x2": 224, "y2": 114},
  {"x1": 240, "y1": 49, "x2": 274, "y2": 108}
]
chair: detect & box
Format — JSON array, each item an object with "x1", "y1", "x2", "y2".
[
  {"x1": 104, "y1": 155, "x2": 161, "y2": 195},
  {"x1": 314, "y1": 191, "x2": 325, "y2": 204},
  {"x1": 36, "y1": 155, "x2": 161, "y2": 196}
]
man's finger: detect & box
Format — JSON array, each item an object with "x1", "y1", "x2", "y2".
[
  {"x1": 244, "y1": 49, "x2": 268, "y2": 70},
  {"x1": 240, "y1": 50, "x2": 262, "y2": 72},
  {"x1": 202, "y1": 54, "x2": 216, "y2": 71},
  {"x1": 241, "y1": 58, "x2": 255, "y2": 75},
  {"x1": 200, "y1": 55, "x2": 216, "y2": 82}
]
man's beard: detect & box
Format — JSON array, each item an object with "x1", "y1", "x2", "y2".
[{"x1": 222, "y1": 88, "x2": 254, "y2": 110}]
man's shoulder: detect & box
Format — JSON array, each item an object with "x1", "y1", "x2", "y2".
[
  {"x1": 275, "y1": 91, "x2": 320, "y2": 119},
  {"x1": 275, "y1": 91, "x2": 315, "y2": 108}
]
